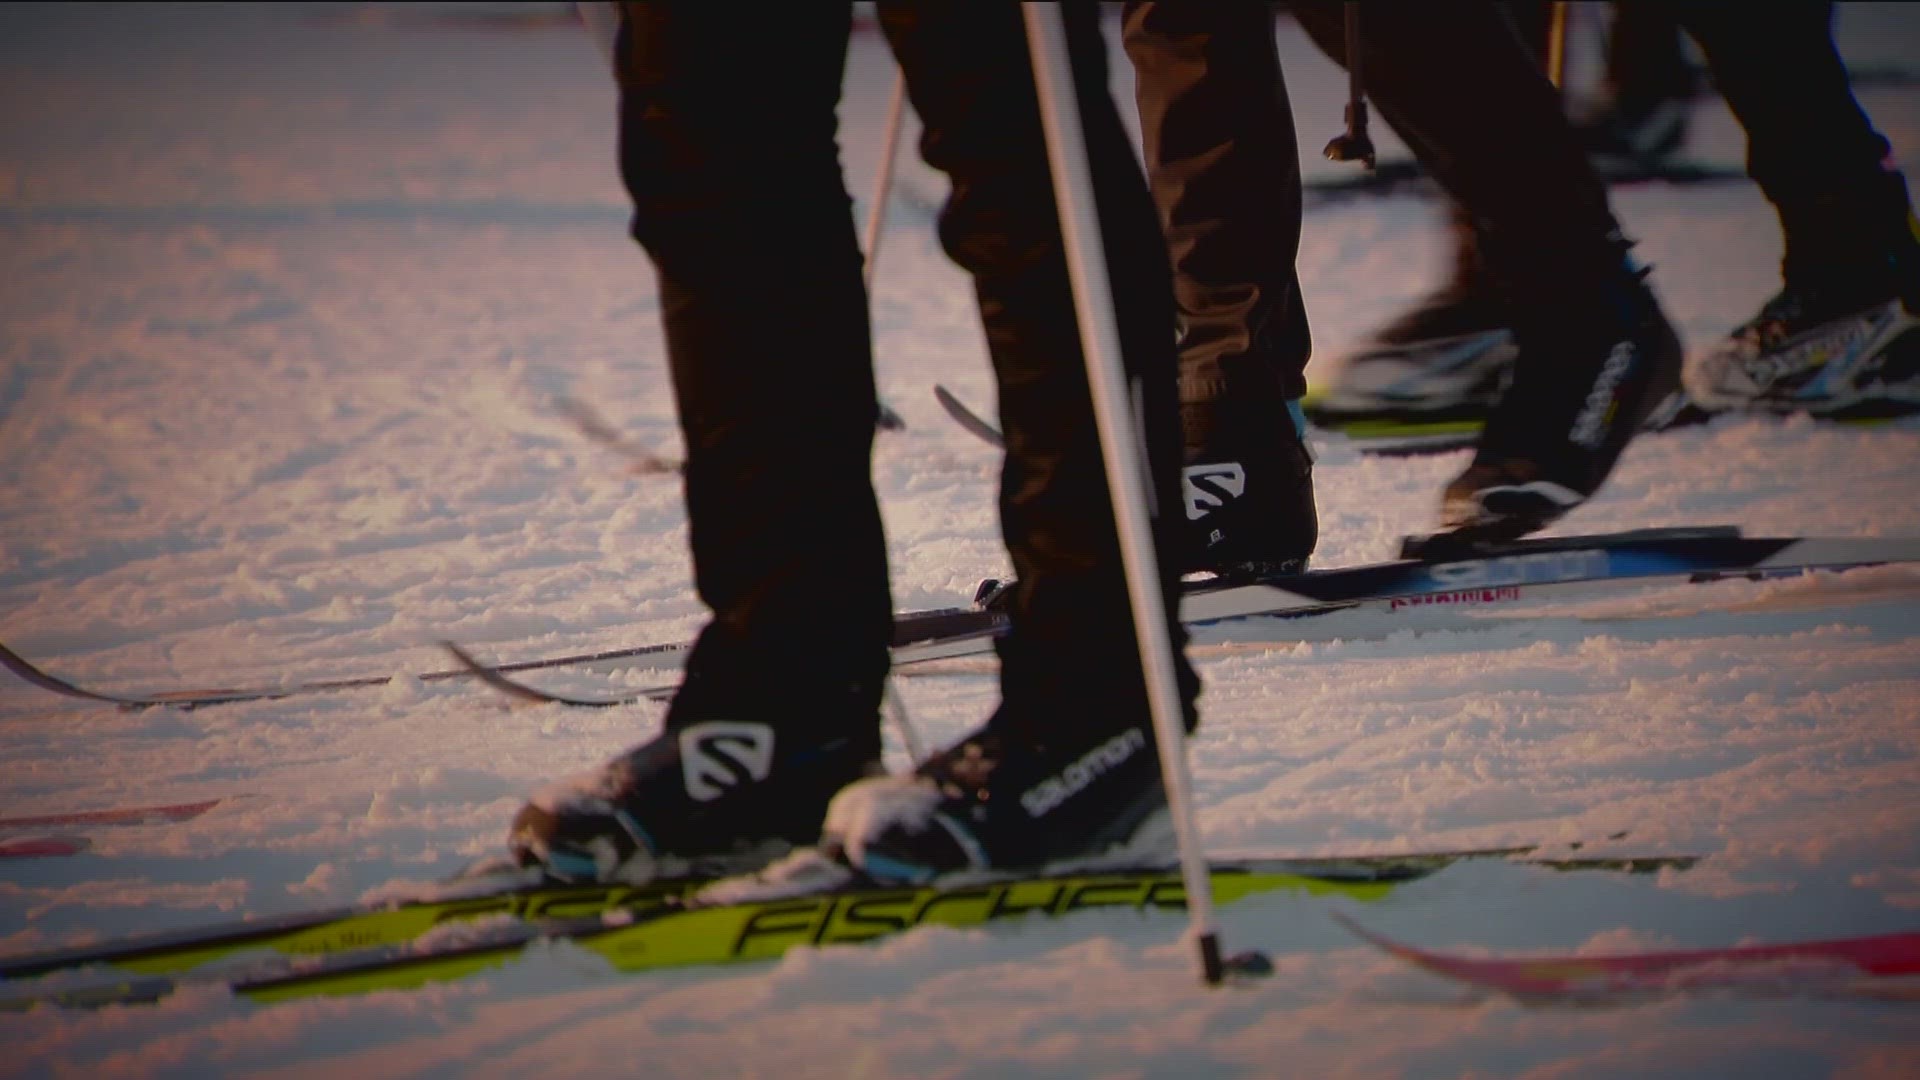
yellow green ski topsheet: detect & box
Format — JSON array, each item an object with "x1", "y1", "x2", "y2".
[
  {"x1": 242, "y1": 863, "x2": 1399, "y2": 1003},
  {"x1": 2, "y1": 848, "x2": 1698, "y2": 1010}
]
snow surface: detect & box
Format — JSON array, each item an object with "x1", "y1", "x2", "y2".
[{"x1": 3, "y1": 3, "x2": 1920, "y2": 1076}]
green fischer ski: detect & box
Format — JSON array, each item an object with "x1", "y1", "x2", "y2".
[
  {"x1": 13, "y1": 860, "x2": 1400, "y2": 1009},
  {"x1": 0, "y1": 872, "x2": 693, "y2": 984},
  {"x1": 2, "y1": 848, "x2": 1697, "y2": 1011}
]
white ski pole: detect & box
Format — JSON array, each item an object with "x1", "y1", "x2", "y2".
[
  {"x1": 866, "y1": 69, "x2": 911, "y2": 434},
  {"x1": 863, "y1": 71, "x2": 908, "y2": 292},
  {"x1": 1021, "y1": 5, "x2": 1246, "y2": 987}
]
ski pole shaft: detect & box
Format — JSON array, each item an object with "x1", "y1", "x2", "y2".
[
  {"x1": 863, "y1": 70, "x2": 908, "y2": 292},
  {"x1": 864, "y1": 64, "x2": 908, "y2": 432},
  {"x1": 1323, "y1": 2, "x2": 1375, "y2": 169},
  {"x1": 1020, "y1": 4, "x2": 1226, "y2": 987}
]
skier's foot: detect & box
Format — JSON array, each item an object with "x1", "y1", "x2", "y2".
[
  {"x1": 1439, "y1": 265, "x2": 1684, "y2": 541},
  {"x1": 1302, "y1": 279, "x2": 1517, "y2": 428},
  {"x1": 1178, "y1": 400, "x2": 1317, "y2": 578},
  {"x1": 1304, "y1": 277, "x2": 1697, "y2": 451},
  {"x1": 1684, "y1": 261, "x2": 1920, "y2": 418},
  {"x1": 508, "y1": 720, "x2": 883, "y2": 884},
  {"x1": 822, "y1": 716, "x2": 1171, "y2": 884},
  {"x1": 697, "y1": 725, "x2": 1172, "y2": 904}
]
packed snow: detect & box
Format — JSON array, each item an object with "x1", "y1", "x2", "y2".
[{"x1": 2, "y1": 3, "x2": 1918, "y2": 1076}]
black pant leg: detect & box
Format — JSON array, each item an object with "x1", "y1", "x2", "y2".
[
  {"x1": 875, "y1": 1, "x2": 1197, "y2": 739},
  {"x1": 1289, "y1": 2, "x2": 1626, "y2": 306},
  {"x1": 617, "y1": 2, "x2": 890, "y2": 737},
  {"x1": 1677, "y1": 2, "x2": 1915, "y2": 282},
  {"x1": 1122, "y1": 0, "x2": 1312, "y2": 416}
]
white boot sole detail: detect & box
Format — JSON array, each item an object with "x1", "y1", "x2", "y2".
[{"x1": 1445, "y1": 480, "x2": 1587, "y2": 529}]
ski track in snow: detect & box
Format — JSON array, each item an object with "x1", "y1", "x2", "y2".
[{"x1": 2, "y1": 4, "x2": 1919, "y2": 1077}]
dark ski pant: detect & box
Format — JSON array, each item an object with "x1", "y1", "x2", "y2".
[
  {"x1": 614, "y1": 2, "x2": 1196, "y2": 747},
  {"x1": 1571, "y1": 1, "x2": 1910, "y2": 278},
  {"x1": 1675, "y1": 2, "x2": 1915, "y2": 280},
  {"x1": 1289, "y1": 1, "x2": 1631, "y2": 315},
  {"x1": 1122, "y1": 0, "x2": 1313, "y2": 440}
]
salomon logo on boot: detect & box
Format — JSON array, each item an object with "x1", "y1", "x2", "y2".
[
  {"x1": 1019, "y1": 727, "x2": 1148, "y2": 819},
  {"x1": 1182, "y1": 462, "x2": 1246, "y2": 519},
  {"x1": 1569, "y1": 341, "x2": 1636, "y2": 448},
  {"x1": 679, "y1": 722, "x2": 775, "y2": 801}
]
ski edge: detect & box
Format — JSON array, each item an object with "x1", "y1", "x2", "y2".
[{"x1": 438, "y1": 641, "x2": 668, "y2": 708}]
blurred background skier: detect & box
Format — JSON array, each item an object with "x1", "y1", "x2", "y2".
[{"x1": 1307, "y1": 1, "x2": 1920, "y2": 435}]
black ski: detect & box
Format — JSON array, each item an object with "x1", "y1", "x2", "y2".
[
  {"x1": 934, "y1": 384, "x2": 1005, "y2": 448},
  {"x1": 0, "y1": 605, "x2": 988, "y2": 712},
  {"x1": 0, "y1": 637, "x2": 692, "y2": 712},
  {"x1": 7, "y1": 529, "x2": 1916, "y2": 713}
]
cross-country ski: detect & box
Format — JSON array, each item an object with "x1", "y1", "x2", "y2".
[
  {"x1": 1337, "y1": 915, "x2": 1920, "y2": 1001},
  {"x1": 0, "y1": 799, "x2": 223, "y2": 832},
  {"x1": 7, "y1": 527, "x2": 1915, "y2": 712},
  {"x1": 5, "y1": 848, "x2": 1704, "y2": 1011},
  {"x1": 0, "y1": 837, "x2": 90, "y2": 861}
]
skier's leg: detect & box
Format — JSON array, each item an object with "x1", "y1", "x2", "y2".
[
  {"x1": 1298, "y1": 3, "x2": 1691, "y2": 439},
  {"x1": 1681, "y1": 2, "x2": 1911, "y2": 278},
  {"x1": 1121, "y1": 0, "x2": 1317, "y2": 576},
  {"x1": 814, "y1": 0, "x2": 1196, "y2": 878},
  {"x1": 508, "y1": 2, "x2": 888, "y2": 883},
  {"x1": 1290, "y1": 1, "x2": 1683, "y2": 539}
]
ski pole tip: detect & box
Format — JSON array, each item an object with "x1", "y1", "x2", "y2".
[
  {"x1": 1224, "y1": 949, "x2": 1275, "y2": 979},
  {"x1": 1198, "y1": 933, "x2": 1274, "y2": 985}
]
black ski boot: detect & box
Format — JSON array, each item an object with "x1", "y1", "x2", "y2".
[
  {"x1": 1178, "y1": 399, "x2": 1317, "y2": 578},
  {"x1": 509, "y1": 714, "x2": 882, "y2": 884},
  {"x1": 1440, "y1": 264, "x2": 1684, "y2": 541},
  {"x1": 822, "y1": 715, "x2": 1171, "y2": 885}
]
